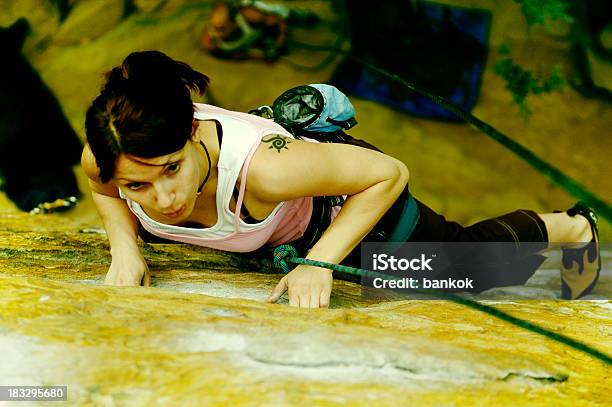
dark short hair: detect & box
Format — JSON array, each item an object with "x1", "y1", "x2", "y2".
[{"x1": 85, "y1": 51, "x2": 209, "y2": 182}]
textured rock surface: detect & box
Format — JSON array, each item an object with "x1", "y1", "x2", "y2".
[{"x1": 1, "y1": 213, "x2": 611, "y2": 405}]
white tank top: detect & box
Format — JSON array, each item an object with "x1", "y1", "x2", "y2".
[{"x1": 120, "y1": 103, "x2": 317, "y2": 252}]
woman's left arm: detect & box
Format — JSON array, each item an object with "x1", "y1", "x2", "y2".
[{"x1": 248, "y1": 135, "x2": 409, "y2": 308}]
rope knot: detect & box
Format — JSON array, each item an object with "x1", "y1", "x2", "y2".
[{"x1": 273, "y1": 245, "x2": 299, "y2": 273}]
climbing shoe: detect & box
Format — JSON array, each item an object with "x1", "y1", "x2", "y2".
[{"x1": 555, "y1": 202, "x2": 601, "y2": 299}]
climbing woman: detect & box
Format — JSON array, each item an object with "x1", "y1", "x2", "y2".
[{"x1": 82, "y1": 51, "x2": 601, "y2": 308}]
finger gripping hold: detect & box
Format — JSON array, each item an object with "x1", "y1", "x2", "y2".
[{"x1": 273, "y1": 245, "x2": 299, "y2": 273}]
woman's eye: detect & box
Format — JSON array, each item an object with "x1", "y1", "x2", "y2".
[
  {"x1": 126, "y1": 182, "x2": 145, "y2": 191},
  {"x1": 166, "y1": 163, "x2": 180, "y2": 174}
]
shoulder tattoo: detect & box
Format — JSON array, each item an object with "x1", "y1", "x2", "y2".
[{"x1": 262, "y1": 134, "x2": 290, "y2": 153}]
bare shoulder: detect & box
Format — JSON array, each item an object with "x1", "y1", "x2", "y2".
[
  {"x1": 80, "y1": 144, "x2": 120, "y2": 197},
  {"x1": 80, "y1": 143, "x2": 100, "y2": 181},
  {"x1": 246, "y1": 133, "x2": 408, "y2": 203}
]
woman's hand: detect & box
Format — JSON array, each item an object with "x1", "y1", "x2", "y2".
[
  {"x1": 104, "y1": 252, "x2": 151, "y2": 287},
  {"x1": 266, "y1": 265, "x2": 333, "y2": 308}
]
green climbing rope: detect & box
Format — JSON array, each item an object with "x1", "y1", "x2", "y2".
[
  {"x1": 273, "y1": 245, "x2": 612, "y2": 366},
  {"x1": 288, "y1": 40, "x2": 612, "y2": 224}
]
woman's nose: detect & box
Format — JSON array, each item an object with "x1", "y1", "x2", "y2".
[{"x1": 154, "y1": 182, "x2": 175, "y2": 209}]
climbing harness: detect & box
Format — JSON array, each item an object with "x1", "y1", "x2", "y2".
[{"x1": 273, "y1": 245, "x2": 612, "y2": 366}]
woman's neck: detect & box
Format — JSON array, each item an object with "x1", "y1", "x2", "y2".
[{"x1": 194, "y1": 120, "x2": 220, "y2": 199}]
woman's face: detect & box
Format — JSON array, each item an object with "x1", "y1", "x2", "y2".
[{"x1": 112, "y1": 138, "x2": 204, "y2": 224}]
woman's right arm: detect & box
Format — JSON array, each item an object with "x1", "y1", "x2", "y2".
[{"x1": 81, "y1": 145, "x2": 151, "y2": 287}]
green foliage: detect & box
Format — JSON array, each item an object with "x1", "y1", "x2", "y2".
[
  {"x1": 494, "y1": 42, "x2": 564, "y2": 118},
  {"x1": 493, "y1": 0, "x2": 573, "y2": 118},
  {"x1": 512, "y1": 0, "x2": 573, "y2": 28}
]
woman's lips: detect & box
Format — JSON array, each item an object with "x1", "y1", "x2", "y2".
[{"x1": 164, "y1": 205, "x2": 185, "y2": 218}]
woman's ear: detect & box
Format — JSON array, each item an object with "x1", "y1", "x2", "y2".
[{"x1": 190, "y1": 119, "x2": 200, "y2": 142}]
